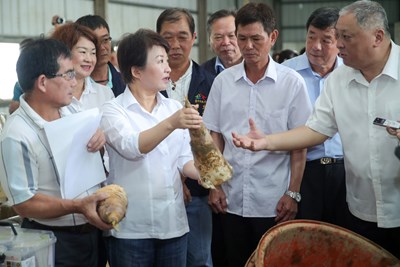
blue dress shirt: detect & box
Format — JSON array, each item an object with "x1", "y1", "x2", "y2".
[{"x1": 283, "y1": 53, "x2": 344, "y2": 160}]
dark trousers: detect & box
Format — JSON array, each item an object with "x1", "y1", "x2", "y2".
[
  {"x1": 220, "y1": 213, "x2": 276, "y2": 267},
  {"x1": 21, "y1": 219, "x2": 99, "y2": 267},
  {"x1": 98, "y1": 230, "x2": 108, "y2": 267},
  {"x1": 344, "y1": 210, "x2": 400, "y2": 259},
  {"x1": 211, "y1": 213, "x2": 227, "y2": 267},
  {"x1": 297, "y1": 161, "x2": 347, "y2": 227}
]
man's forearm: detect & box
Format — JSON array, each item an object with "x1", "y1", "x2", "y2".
[
  {"x1": 288, "y1": 148, "x2": 307, "y2": 192},
  {"x1": 12, "y1": 193, "x2": 80, "y2": 219},
  {"x1": 267, "y1": 126, "x2": 328, "y2": 151}
]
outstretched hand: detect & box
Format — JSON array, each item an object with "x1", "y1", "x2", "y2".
[{"x1": 232, "y1": 118, "x2": 267, "y2": 151}]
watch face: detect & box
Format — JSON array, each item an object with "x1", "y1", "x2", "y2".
[{"x1": 286, "y1": 191, "x2": 301, "y2": 202}]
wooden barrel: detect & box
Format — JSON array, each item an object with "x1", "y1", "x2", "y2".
[{"x1": 247, "y1": 220, "x2": 400, "y2": 267}]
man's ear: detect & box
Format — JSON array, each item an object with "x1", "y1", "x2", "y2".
[
  {"x1": 373, "y1": 28, "x2": 385, "y2": 47},
  {"x1": 192, "y1": 32, "x2": 197, "y2": 45},
  {"x1": 36, "y1": 74, "x2": 47, "y2": 93},
  {"x1": 269, "y1": 29, "x2": 279, "y2": 47}
]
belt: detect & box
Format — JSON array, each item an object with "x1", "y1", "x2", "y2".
[
  {"x1": 22, "y1": 218, "x2": 97, "y2": 234},
  {"x1": 308, "y1": 157, "x2": 344, "y2": 165}
]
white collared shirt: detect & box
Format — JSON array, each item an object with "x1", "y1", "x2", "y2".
[
  {"x1": 0, "y1": 97, "x2": 96, "y2": 227},
  {"x1": 100, "y1": 88, "x2": 192, "y2": 239},
  {"x1": 166, "y1": 60, "x2": 193, "y2": 106},
  {"x1": 203, "y1": 57, "x2": 312, "y2": 217},
  {"x1": 62, "y1": 77, "x2": 114, "y2": 114},
  {"x1": 306, "y1": 41, "x2": 400, "y2": 228}
]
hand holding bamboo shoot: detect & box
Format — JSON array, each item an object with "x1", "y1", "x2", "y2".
[
  {"x1": 185, "y1": 99, "x2": 233, "y2": 189},
  {"x1": 96, "y1": 184, "x2": 128, "y2": 229}
]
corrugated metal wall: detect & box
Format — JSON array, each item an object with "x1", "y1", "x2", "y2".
[
  {"x1": 1, "y1": 0, "x2": 399, "y2": 51},
  {"x1": 278, "y1": 0, "x2": 400, "y2": 51},
  {"x1": 0, "y1": 0, "x2": 399, "y2": 105},
  {"x1": 0, "y1": 0, "x2": 239, "y2": 61},
  {"x1": 0, "y1": 0, "x2": 92, "y2": 41},
  {"x1": 0, "y1": 0, "x2": 240, "y2": 105}
]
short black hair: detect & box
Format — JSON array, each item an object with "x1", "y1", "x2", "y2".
[
  {"x1": 278, "y1": 49, "x2": 299, "y2": 63},
  {"x1": 156, "y1": 8, "x2": 195, "y2": 35},
  {"x1": 19, "y1": 38, "x2": 34, "y2": 51},
  {"x1": 306, "y1": 7, "x2": 340, "y2": 31},
  {"x1": 118, "y1": 29, "x2": 170, "y2": 84},
  {"x1": 16, "y1": 38, "x2": 71, "y2": 92},
  {"x1": 75, "y1": 15, "x2": 110, "y2": 33},
  {"x1": 207, "y1": 9, "x2": 236, "y2": 35},
  {"x1": 235, "y1": 3, "x2": 276, "y2": 35}
]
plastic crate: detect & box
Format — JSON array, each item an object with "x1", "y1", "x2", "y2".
[{"x1": 0, "y1": 222, "x2": 56, "y2": 267}]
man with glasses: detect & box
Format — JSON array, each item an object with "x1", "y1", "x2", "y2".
[
  {"x1": 0, "y1": 38, "x2": 113, "y2": 266},
  {"x1": 76, "y1": 15, "x2": 125, "y2": 97}
]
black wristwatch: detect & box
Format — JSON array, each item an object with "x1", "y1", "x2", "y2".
[{"x1": 285, "y1": 190, "x2": 301, "y2": 203}]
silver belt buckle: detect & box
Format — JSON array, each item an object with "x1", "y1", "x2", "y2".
[{"x1": 320, "y1": 157, "x2": 332, "y2": 164}]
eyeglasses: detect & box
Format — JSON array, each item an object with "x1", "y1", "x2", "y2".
[
  {"x1": 46, "y1": 70, "x2": 76, "y2": 81},
  {"x1": 100, "y1": 36, "x2": 112, "y2": 45}
]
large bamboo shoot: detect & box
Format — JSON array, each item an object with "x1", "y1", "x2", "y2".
[
  {"x1": 96, "y1": 184, "x2": 128, "y2": 229},
  {"x1": 185, "y1": 99, "x2": 233, "y2": 189}
]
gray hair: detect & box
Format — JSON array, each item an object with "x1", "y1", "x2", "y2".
[
  {"x1": 340, "y1": 0, "x2": 390, "y2": 38},
  {"x1": 206, "y1": 9, "x2": 236, "y2": 36}
]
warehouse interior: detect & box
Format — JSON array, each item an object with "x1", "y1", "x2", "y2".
[
  {"x1": 0, "y1": 0, "x2": 399, "y2": 110},
  {"x1": 1, "y1": 1, "x2": 400, "y2": 265}
]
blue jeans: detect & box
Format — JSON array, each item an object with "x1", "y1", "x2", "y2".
[
  {"x1": 105, "y1": 234, "x2": 188, "y2": 267},
  {"x1": 186, "y1": 196, "x2": 213, "y2": 267}
]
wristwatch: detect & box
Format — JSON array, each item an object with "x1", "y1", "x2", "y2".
[{"x1": 285, "y1": 190, "x2": 301, "y2": 203}]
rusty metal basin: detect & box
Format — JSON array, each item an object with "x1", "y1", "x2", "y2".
[{"x1": 245, "y1": 220, "x2": 400, "y2": 267}]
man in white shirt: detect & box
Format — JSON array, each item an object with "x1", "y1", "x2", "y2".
[
  {"x1": 203, "y1": 3, "x2": 312, "y2": 267},
  {"x1": 233, "y1": 0, "x2": 400, "y2": 258},
  {"x1": 0, "y1": 38, "x2": 112, "y2": 266},
  {"x1": 201, "y1": 9, "x2": 242, "y2": 267}
]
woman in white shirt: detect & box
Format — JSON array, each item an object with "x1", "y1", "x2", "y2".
[
  {"x1": 51, "y1": 23, "x2": 114, "y2": 267},
  {"x1": 51, "y1": 23, "x2": 114, "y2": 113},
  {"x1": 100, "y1": 29, "x2": 202, "y2": 267}
]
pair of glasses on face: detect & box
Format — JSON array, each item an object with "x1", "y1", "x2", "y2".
[
  {"x1": 46, "y1": 70, "x2": 76, "y2": 81},
  {"x1": 100, "y1": 36, "x2": 112, "y2": 45}
]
